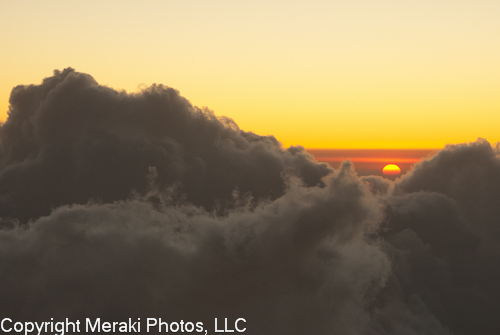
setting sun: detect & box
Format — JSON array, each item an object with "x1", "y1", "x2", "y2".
[{"x1": 382, "y1": 164, "x2": 401, "y2": 176}]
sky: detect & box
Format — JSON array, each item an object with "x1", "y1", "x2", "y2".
[
  {"x1": 1, "y1": 0, "x2": 499, "y2": 148},
  {"x1": 306, "y1": 148, "x2": 437, "y2": 176}
]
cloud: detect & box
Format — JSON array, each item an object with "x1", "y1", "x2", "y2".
[
  {"x1": 1, "y1": 69, "x2": 499, "y2": 334},
  {"x1": 0, "y1": 164, "x2": 389, "y2": 334},
  {"x1": 1, "y1": 68, "x2": 330, "y2": 222},
  {"x1": 379, "y1": 140, "x2": 500, "y2": 335},
  {"x1": 395, "y1": 139, "x2": 500, "y2": 241}
]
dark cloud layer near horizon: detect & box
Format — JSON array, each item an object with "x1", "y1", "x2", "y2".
[{"x1": 0, "y1": 69, "x2": 499, "y2": 334}]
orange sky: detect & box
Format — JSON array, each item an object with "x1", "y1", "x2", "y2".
[
  {"x1": 307, "y1": 149, "x2": 437, "y2": 176},
  {"x1": 1, "y1": 1, "x2": 499, "y2": 149}
]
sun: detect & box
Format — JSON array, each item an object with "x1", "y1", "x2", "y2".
[{"x1": 382, "y1": 164, "x2": 401, "y2": 176}]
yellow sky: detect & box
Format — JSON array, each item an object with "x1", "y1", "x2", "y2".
[{"x1": 1, "y1": 0, "x2": 499, "y2": 149}]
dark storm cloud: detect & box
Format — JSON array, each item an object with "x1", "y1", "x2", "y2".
[
  {"x1": 395, "y1": 139, "x2": 500, "y2": 240},
  {"x1": 0, "y1": 68, "x2": 330, "y2": 222},
  {"x1": 0, "y1": 163, "x2": 390, "y2": 335},
  {"x1": 377, "y1": 140, "x2": 500, "y2": 335},
  {"x1": 1, "y1": 69, "x2": 500, "y2": 334}
]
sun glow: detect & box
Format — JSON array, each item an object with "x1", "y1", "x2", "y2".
[
  {"x1": 382, "y1": 164, "x2": 401, "y2": 176},
  {"x1": 1, "y1": 1, "x2": 500, "y2": 149}
]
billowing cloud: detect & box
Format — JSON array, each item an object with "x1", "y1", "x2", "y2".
[
  {"x1": 1, "y1": 68, "x2": 330, "y2": 222},
  {"x1": 0, "y1": 69, "x2": 499, "y2": 334},
  {"x1": 395, "y1": 139, "x2": 500, "y2": 241}
]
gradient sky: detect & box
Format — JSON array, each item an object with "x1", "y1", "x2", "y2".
[
  {"x1": 307, "y1": 148, "x2": 437, "y2": 176},
  {"x1": 1, "y1": 0, "x2": 499, "y2": 148}
]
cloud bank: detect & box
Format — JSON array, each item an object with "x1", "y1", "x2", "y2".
[{"x1": 0, "y1": 69, "x2": 499, "y2": 334}]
